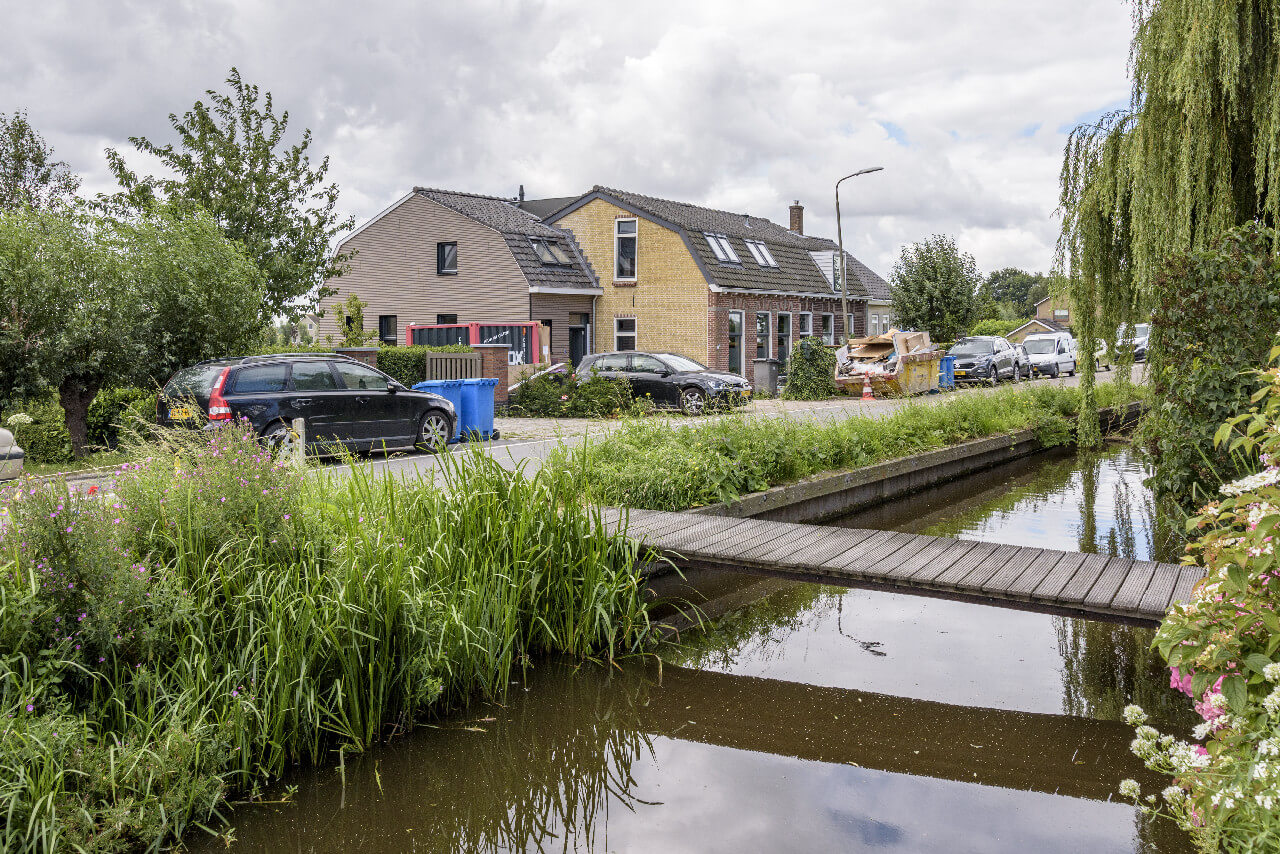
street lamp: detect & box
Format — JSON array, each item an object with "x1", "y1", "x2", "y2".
[{"x1": 835, "y1": 166, "x2": 884, "y2": 345}]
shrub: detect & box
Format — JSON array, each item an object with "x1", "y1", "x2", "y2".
[
  {"x1": 1142, "y1": 224, "x2": 1280, "y2": 507},
  {"x1": 509, "y1": 369, "x2": 634, "y2": 418},
  {"x1": 4, "y1": 396, "x2": 72, "y2": 464},
  {"x1": 87, "y1": 386, "x2": 157, "y2": 448},
  {"x1": 781, "y1": 337, "x2": 837, "y2": 400},
  {"x1": 968, "y1": 319, "x2": 1021, "y2": 338},
  {"x1": 376, "y1": 344, "x2": 474, "y2": 387}
]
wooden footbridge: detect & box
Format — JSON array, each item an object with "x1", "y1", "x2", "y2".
[{"x1": 605, "y1": 508, "x2": 1202, "y2": 623}]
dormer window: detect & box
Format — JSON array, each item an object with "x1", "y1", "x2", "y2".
[
  {"x1": 745, "y1": 240, "x2": 778, "y2": 268},
  {"x1": 530, "y1": 237, "x2": 573, "y2": 266},
  {"x1": 704, "y1": 233, "x2": 741, "y2": 263}
]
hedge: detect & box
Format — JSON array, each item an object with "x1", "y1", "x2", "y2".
[
  {"x1": 87, "y1": 386, "x2": 157, "y2": 448},
  {"x1": 3, "y1": 396, "x2": 72, "y2": 464},
  {"x1": 967, "y1": 319, "x2": 1022, "y2": 338},
  {"x1": 376, "y1": 344, "x2": 473, "y2": 387}
]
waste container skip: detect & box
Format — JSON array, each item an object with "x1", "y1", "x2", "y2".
[
  {"x1": 458, "y1": 377, "x2": 500, "y2": 441},
  {"x1": 938, "y1": 355, "x2": 956, "y2": 391},
  {"x1": 411, "y1": 380, "x2": 465, "y2": 442}
]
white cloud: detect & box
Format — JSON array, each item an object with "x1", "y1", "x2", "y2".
[{"x1": 4, "y1": 0, "x2": 1135, "y2": 276}]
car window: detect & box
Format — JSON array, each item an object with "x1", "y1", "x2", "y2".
[
  {"x1": 949, "y1": 340, "x2": 994, "y2": 357},
  {"x1": 595, "y1": 354, "x2": 628, "y2": 371},
  {"x1": 629, "y1": 355, "x2": 667, "y2": 374},
  {"x1": 164, "y1": 364, "x2": 227, "y2": 397},
  {"x1": 232, "y1": 364, "x2": 288, "y2": 394},
  {"x1": 658, "y1": 354, "x2": 707, "y2": 372},
  {"x1": 291, "y1": 361, "x2": 339, "y2": 391},
  {"x1": 334, "y1": 362, "x2": 391, "y2": 391}
]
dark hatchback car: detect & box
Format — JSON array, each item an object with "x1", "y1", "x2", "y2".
[
  {"x1": 157, "y1": 354, "x2": 456, "y2": 453},
  {"x1": 577, "y1": 351, "x2": 752, "y2": 415},
  {"x1": 948, "y1": 335, "x2": 1022, "y2": 384}
]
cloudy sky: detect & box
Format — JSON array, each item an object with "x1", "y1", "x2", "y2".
[{"x1": 7, "y1": 0, "x2": 1134, "y2": 276}]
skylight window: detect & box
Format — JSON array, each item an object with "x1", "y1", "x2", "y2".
[
  {"x1": 704, "y1": 233, "x2": 740, "y2": 263},
  {"x1": 745, "y1": 240, "x2": 778, "y2": 268},
  {"x1": 530, "y1": 238, "x2": 574, "y2": 266}
]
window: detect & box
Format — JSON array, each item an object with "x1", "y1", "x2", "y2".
[
  {"x1": 744, "y1": 240, "x2": 778, "y2": 268},
  {"x1": 776, "y1": 312, "x2": 792, "y2": 366},
  {"x1": 437, "y1": 242, "x2": 458, "y2": 275},
  {"x1": 870, "y1": 314, "x2": 879, "y2": 335},
  {"x1": 291, "y1": 361, "x2": 339, "y2": 391},
  {"x1": 820, "y1": 313, "x2": 834, "y2": 345},
  {"x1": 334, "y1": 362, "x2": 390, "y2": 391},
  {"x1": 704, "y1": 233, "x2": 741, "y2": 263},
  {"x1": 436, "y1": 313, "x2": 458, "y2": 325},
  {"x1": 797, "y1": 312, "x2": 812, "y2": 339},
  {"x1": 615, "y1": 317, "x2": 637, "y2": 351},
  {"x1": 727, "y1": 310, "x2": 744, "y2": 375},
  {"x1": 756, "y1": 312, "x2": 771, "y2": 359},
  {"x1": 378, "y1": 315, "x2": 398, "y2": 346},
  {"x1": 595, "y1": 353, "x2": 628, "y2": 371},
  {"x1": 540, "y1": 319, "x2": 553, "y2": 351},
  {"x1": 882, "y1": 312, "x2": 894, "y2": 331},
  {"x1": 629, "y1": 354, "x2": 666, "y2": 374},
  {"x1": 847, "y1": 314, "x2": 857, "y2": 339},
  {"x1": 231, "y1": 364, "x2": 288, "y2": 394},
  {"x1": 530, "y1": 238, "x2": 573, "y2": 266},
  {"x1": 1054, "y1": 308, "x2": 1070, "y2": 320},
  {"x1": 615, "y1": 219, "x2": 637, "y2": 280}
]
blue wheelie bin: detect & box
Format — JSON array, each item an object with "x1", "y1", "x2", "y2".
[
  {"x1": 458, "y1": 377, "x2": 499, "y2": 441},
  {"x1": 938, "y1": 355, "x2": 956, "y2": 391},
  {"x1": 411, "y1": 379, "x2": 464, "y2": 442}
]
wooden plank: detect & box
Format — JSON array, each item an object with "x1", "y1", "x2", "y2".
[
  {"x1": 1059, "y1": 553, "x2": 1116, "y2": 605},
  {"x1": 1031, "y1": 552, "x2": 1088, "y2": 600},
  {"x1": 844, "y1": 532, "x2": 936, "y2": 575},
  {"x1": 950, "y1": 543, "x2": 1026, "y2": 591},
  {"x1": 885, "y1": 538, "x2": 967, "y2": 580},
  {"x1": 1081, "y1": 557, "x2": 1137, "y2": 610},
  {"x1": 657, "y1": 515, "x2": 750, "y2": 553},
  {"x1": 1111, "y1": 562, "x2": 1157, "y2": 613},
  {"x1": 1169, "y1": 567, "x2": 1204, "y2": 608},
  {"x1": 1004, "y1": 550, "x2": 1068, "y2": 597},
  {"x1": 628, "y1": 510, "x2": 702, "y2": 540},
  {"x1": 912, "y1": 540, "x2": 993, "y2": 584},
  {"x1": 926, "y1": 541, "x2": 1000, "y2": 587},
  {"x1": 685, "y1": 517, "x2": 758, "y2": 553},
  {"x1": 827, "y1": 529, "x2": 901, "y2": 572},
  {"x1": 835, "y1": 531, "x2": 918, "y2": 576},
  {"x1": 782, "y1": 529, "x2": 877, "y2": 569},
  {"x1": 746, "y1": 525, "x2": 833, "y2": 565},
  {"x1": 711, "y1": 519, "x2": 801, "y2": 562},
  {"x1": 1138, "y1": 563, "x2": 1183, "y2": 616},
  {"x1": 976, "y1": 547, "x2": 1040, "y2": 594}
]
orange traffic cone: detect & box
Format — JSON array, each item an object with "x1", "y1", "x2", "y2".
[{"x1": 861, "y1": 373, "x2": 875, "y2": 401}]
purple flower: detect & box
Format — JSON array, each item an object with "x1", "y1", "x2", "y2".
[{"x1": 25, "y1": 704, "x2": 33, "y2": 712}]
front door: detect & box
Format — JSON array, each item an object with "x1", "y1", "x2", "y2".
[{"x1": 569, "y1": 327, "x2": 587, "y2": 367}]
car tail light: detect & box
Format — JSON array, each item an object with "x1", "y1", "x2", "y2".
[{"x1": 208, "y1": 367, "x2": 233, "y2": 421}]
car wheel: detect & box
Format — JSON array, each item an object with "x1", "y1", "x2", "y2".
[
  {"x1": 263, "y1": 421, "x2": 301, "y2": 458},
  {"x1": 680, "y1": 387, "x2": 707, "y2": 416},
  {"x1": 1069, "y1": 364, "x2": 1076, "y2": 377},
  {"x1": 416, "y1": 410, "x2": 450, "y2": 453}
]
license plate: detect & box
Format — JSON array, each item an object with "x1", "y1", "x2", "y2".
[
  {"x1": 170, "y1": 406, "x2": 195, "y2": 420},
  {"x1": 955, "y1": 370, "x2": 967, "y2": 377}
]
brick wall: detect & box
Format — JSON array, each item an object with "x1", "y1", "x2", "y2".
[
  {"x1": 554, "y1": 198, "x2": 709, "y2": 361},
  {"x1": 707, "y1": 292, "x2": 865, "y2": 385}
]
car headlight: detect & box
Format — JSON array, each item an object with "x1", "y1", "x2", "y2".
[{"x1": 706, "y1": 380, "x2": 725, "y2": 390}]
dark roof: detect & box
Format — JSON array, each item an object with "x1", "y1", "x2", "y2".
[
  {"x1": 519, "y1": 196, "x2": 579, "y2": 220},
  {"x1": 552, "y1": 186, "x2": 878, "y2": 297},
  {"x1": 415, "y1": 187, "x2": 598, "y2": 291}
]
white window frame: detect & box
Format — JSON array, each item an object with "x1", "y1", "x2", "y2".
[
  {"x1": 797, "y1": 312, "x2": 812, "y2": 339},
  {"x1": 727, "y1": 310, "x2": 745, "y2": 375},
  {"x1": 756, "y1": 312, "x2": 771, "y2": 360},
  {"x1": 614, "y1": 316, "x2": 637, "y2": 351},
  {"x1": 820, "y1": 313, "x2": 834, "y2": 345},
  {"x1": 615, "y1": 218, "x2": 638, "y2": 281},
  {"x1": 745, "y1": 239, "x2": 778, "y2": 268},
  {"x1": 870, "y1": 314, "x2": 879, "y2": 335},
  {"x1": 704, "y1": 232, "x2": 741, "y2": 264},
  {"x1": 776, "y1": 311, "x2": 792, "y2": 363}
]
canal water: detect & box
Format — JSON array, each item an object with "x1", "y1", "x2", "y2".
[{"x1": 194, "y1": 442, "x2": 1197, "y2": 853}]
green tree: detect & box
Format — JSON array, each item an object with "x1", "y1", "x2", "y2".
[
  {"x1": 0, "y1": 205, "x2": 265, "y2": 455},
  {"x1": 888, "y1": 235, "x2": 981, "y2": 342},
  {"x1": 982, "y1": 267, "x2": 1048, "y2": 317},
  {"x1": 0, "y1": 110, "x2": 79, "y2": 209},
  {"x1": 105, "y1": 67, "x2": 353, "y2": 319},
  {"x1": 327, "y1": 293, "x2": 380, "y2": 347},
  {"x1": 1059, "y1": 0, "x2": 1280, "y2": 448}
]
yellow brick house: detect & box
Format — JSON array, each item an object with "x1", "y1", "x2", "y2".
[{"x1": 543, "y1": 187, "x2": 883, "y2": 385}]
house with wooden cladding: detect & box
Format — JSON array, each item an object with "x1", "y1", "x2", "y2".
[
  {"x1": 316, "y1": 187, "x2": 602, "y2": 364},
  {"x1": 542, "y1": 186, "x2": 886, "y2": 385},
  {"x1": 1008, "y1": 296, "x2": 1072, "y2": 342}
]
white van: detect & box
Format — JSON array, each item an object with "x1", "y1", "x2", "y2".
[{"x1": 1022, "y1": 332, "x2": 1077, "y2": 378}]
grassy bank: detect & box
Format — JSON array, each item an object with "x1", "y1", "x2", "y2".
[
  {"x1": 0, "y1": 424, "x2": 649, "y2": 852},
  {"x1": 552, "y1": 380, "x2": 1147, "y2": 511}
]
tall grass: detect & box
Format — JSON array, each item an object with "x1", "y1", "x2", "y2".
[
  {"x1": 0, "y1": 423, "x2": 649, "y2": 852},
  {"x1": 552, "y1": 381, "x2": 1147, "y2": 510}
]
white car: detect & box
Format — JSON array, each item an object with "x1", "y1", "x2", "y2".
[
  {"x1": 1023, "y1": 332, "x2": 1077, "y2": 378},
  {"x1": 0, "y1": 428, "x2": 23, "y2": 481}
]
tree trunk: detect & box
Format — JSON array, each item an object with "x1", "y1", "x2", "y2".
[{"x1": 59, "y1": 380, "x2": 99, "y2": 459}]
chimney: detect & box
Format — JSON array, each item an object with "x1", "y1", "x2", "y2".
[
  {"x1": 789, "y1": 200, "x2": 803, "y2": 234},
  {"x1": 518, "y1": 184, "x2": 525, "y2": 203}
]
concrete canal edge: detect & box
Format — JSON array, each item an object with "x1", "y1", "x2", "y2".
[{"x1": 689, "y1": 401, "x2": 1146, "y2": 524}]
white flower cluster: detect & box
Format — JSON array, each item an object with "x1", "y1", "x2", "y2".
[
  {"x1": 1123, "y1": 704, "x2": 1148, "y2": 726},
  {"x1": 1265, "y1": 662, "x2": 1280, "y2": 683},
  {"x1": 1264, "y1": 688, "x2": 1280, "y2": 717},
  {"x1": 1119, "y1": 778, "x2": 1141, "y2": 799},
  {"x1": 1221, "y1": 468, "x2": 1280, "y2": 496},
  {"x1": 1162, "y1": 785, "x2": 1185, "y2": 804},
  {"x1": 4, "y1": 412, "x2": 32, "y2": 427}
]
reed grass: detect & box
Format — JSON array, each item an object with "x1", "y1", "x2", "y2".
[{"x1": 0, "y1": 422, "x2": 649, "y2": 852}]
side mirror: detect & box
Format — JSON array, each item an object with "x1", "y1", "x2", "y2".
[
  {"x1": 657, "y1": 370, "x2": 671, "y2": 378},
  {"x1": 388, "y1": 383, "x2": 401, "y2": 393}
]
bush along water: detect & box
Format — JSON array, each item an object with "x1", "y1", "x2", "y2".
[
  {"x1": 1117, "y1": 341, "x2": 1280, "y2": 853},
  {"x1": 553, "y1": 379, "x2": 1145, "y2": 511},
  {"x1": 781, "y1": 336, "x2": 837, "y2": 401},
  {"x1": 0, "y1": 421, "x2": 650, "y2": 852},
  {"x1": 509, "y1": 369, "x2": 638, "y2": 418}
]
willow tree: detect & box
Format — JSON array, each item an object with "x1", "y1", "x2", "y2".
[{"x1": 1058, "y1": 0, "x2": 1280, "y2": 447}]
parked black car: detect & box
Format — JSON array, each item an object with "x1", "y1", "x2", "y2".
[
  {"x1": 577, "y1": 351, "x2": 752, "y2": 414},
  {"x1": 948, "y1": 336, "x2": 1022, "y2": 384},
  {"x1": 157, "y1": 354, "x2": 456, "y2": 453}
]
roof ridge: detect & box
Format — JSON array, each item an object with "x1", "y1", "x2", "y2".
[
  {"x1": 415, "y1": 186, "x2": 520, "y2": 204},
  {"x1": 594, "y1": 184, "x2": 767, "y2": 224}
]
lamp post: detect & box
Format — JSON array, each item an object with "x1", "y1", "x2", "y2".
[{"x1": 835, "y1": 166, "x2": 884, "y2": 345}]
